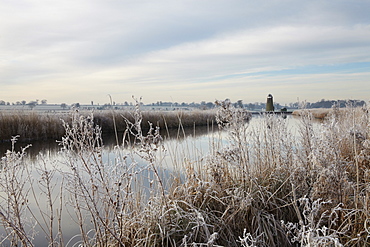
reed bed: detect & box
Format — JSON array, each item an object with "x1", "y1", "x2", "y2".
[
  {"x1": 0, "y1": 111, "x2": 68, "y2": 142},
  {"x1": 0, "y1": 109, "x2": 216, "y2": 142},
  {"x1": 0, "y1": 100, "x2": 369, "y2": 246},
  {"x1": 292, "y1": 108, "x2": 350, "y2": 119},
  {"x1": 94, "y1": 109, "x2": 217, "y2": 133}
]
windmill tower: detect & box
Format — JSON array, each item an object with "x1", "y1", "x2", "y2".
[{"x1": 266, "y1": 94, "x2": 274, "y2": 112}]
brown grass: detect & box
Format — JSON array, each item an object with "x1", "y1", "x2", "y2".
[
  {"x1": 0, "y1": 109, "x2": 216, "y2": 142},
  {"x1": 292, "y1": 108, "x2": 333, "y2": 119},
  {"x1": 292, "y1": 107, "x2": 357, "y2": 119},
  {"x1": 0, "y1": 111, "x2": 68, "y2": 142}
]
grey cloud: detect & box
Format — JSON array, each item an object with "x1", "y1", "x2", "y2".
[{"x1": 1, "y1": 0, "x2": 370, "y2": 103}]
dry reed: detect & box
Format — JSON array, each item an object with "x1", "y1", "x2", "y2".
[
  {"x1": 292, "y1": 108, "x2": 350, "y2": 119},
  {"x1": 0, "y1": 109, "x2": 216, "y2": 142},
  {"x1": 0, "y1": 100, "x2": 369, "y2": 246}
]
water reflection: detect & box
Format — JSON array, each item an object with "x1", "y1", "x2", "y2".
[
  {"x1": 0, "y1": 124, "x2": 218, "y2": 160},
  {"x1": 0, "y1": 124, "x2": 222, "y2": 246},
  {"x1": 0, "y1": 138, "x2": 60, "y2": 161}
]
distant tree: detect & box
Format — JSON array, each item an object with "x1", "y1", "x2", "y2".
[
  {"x1": 21, "y1": 100, "x2": 26, "y2": 105},
  {"x1": 247, "y1": 103, "x2": 255, "y2": 110},
  {"x1": 61, "y1": 103, "x2": 67, "y2": 110},
  {"x1": 16, "y1": 101, "x2": 21, "y2": 105},
  {"x1": 6, "y1": 102, "x2": 10, "y2": 105},
  {"x1": 27, "y1": 101, "x2": 38, "y2": 109},
  {"x1": 102, "y1": 103, "x2": 111, "y2": 109},
  {"x1": 289, "y1": 102, "x2": 299, "y2": 108},
  {"x1": 41, "y1": 99, "x2": 47, "y2": 104},
  {"x1": 349, "y1": 100, "x2": 366, "y2": 107},
  {"x1": 310, "y1": 100, "x2": 333, "y2": 108},
  {"x1": 199, "y1": 101, "x2": 207, "y2": 110},
  {"x1": 307, "y1": 99, "x2": 366, "y2": 109},
  {"x1": 206, "y1": 102, "x2": 214, "y2": 109},
  {"x1": 0, "y1": 100, "x2": 5, "y2": 105},
  {"x1": 72, "y1": 103, "x2": 80, "y2": 109},
  {"x1": 237, "y1": 100, "x2": 243, "y2": 108}
]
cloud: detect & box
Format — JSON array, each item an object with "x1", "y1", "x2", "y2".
[
  {"x1": 94, "y1": 24, "x2": 370, "y2": 83},
  {"x1": 1, "y1": 0, "x2": 370, "y2": 104}
]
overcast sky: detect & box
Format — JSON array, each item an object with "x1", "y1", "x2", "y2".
[{"x1": 1, "y1": 0, "x2": 369, "y2": 105}]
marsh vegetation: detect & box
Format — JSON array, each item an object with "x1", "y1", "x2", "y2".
[
  {"x1": 0, "y1": 109, "x2": 216, "y2": 142},
  {"x1": 0, "y1": 100, "x2": 369, "y2": 246}
]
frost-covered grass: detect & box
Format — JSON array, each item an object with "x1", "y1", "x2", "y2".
[{"x1": 0, "y1": 100, "x2": 369, "y2": 246}]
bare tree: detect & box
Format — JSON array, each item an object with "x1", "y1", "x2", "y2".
[
  {"x1": 27, "y1": 101, "x2": 37, "y2": 109},
  {"x1": 60, "y1": 103, "x2": 67, "y2": 110}
]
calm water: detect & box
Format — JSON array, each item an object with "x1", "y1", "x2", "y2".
[
  {"x1": 0, "y1": 123, "x2": 221, "y2": 246},
  {"x1": 0, "y1": 114, "x2": 312, "y2": 246}
]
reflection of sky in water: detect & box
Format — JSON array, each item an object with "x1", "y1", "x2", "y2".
[
  {"x1": 0, "y1": 115, "x2": 311, "y2": 164},
  {"x1": 0, "y1": 123, "x2": 225, "y2": 246}
]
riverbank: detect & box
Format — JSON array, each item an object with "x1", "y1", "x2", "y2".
[{"x1": 0, "y1": 109, "x2": 217, "y2": 142}]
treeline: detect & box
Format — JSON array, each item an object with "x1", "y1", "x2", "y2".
[
  {"x1": 0, "y1": 99, "x2": 47, "y2": 107},
  {"x1": 135, "y1": 99, "x2": 368, "y2": 110},
  {"x1": 0, "y1": 98, "x2": 367, "y2": 111},
  {"x1": 305, "y1": 99, "x2": 366, "y2": 108}
]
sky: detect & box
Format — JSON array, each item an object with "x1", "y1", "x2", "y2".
[{"x1": 1, "y1": 0, "x2": 370, "y2": 105}]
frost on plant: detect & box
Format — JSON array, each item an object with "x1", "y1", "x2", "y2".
[
  {"x1": 0, "y1": 136, "x2": 35, "y2": 246},
  {"x1": 283, "y1": 197, "x2": 345, "y2": 246},
  {"x1": 0, "y1": 101, "x2": 369, "y2": 246},
  {"x1": 238, "y1": 229, "x2": 265, "y2": 247},
  {"x1": 212, "y1": 99, "x2": 251, "y2": 181},
  {"x1": 58, "y1": 99, "x2": 171, "y2": 246}
]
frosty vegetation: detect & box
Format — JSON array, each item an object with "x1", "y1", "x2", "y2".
[{"x1": 0, "y1": 99, "x2": 369, "y2": 246}]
